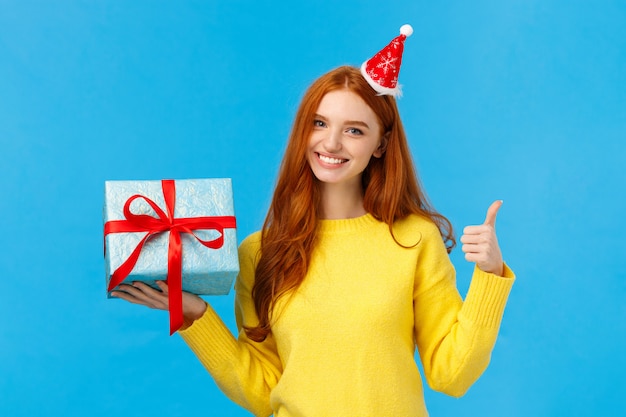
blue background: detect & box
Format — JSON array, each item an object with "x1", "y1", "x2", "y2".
[{"x1": 1, "y1": 1, "x2": 624, "y2": 416}]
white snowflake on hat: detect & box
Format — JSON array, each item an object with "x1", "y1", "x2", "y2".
[{"x1": 361, "y1": 24, "x2": 413, "y2": 97}]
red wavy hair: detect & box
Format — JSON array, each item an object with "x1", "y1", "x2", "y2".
[{"x1": 245, "y1": 66, "x2": 455, "y2": 342}]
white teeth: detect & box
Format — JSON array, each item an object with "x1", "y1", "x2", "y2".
[{"x1": 318, "y1": 154, "x2": 346, "y2": 164}]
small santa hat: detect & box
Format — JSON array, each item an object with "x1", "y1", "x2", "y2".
[{"x1": 360, "y1": 24, "x2": 413, "y2": 97}]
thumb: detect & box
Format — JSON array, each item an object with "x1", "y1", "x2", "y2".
[{"x1": 484, "y1": 200, "x2": 503, "y2": 227}]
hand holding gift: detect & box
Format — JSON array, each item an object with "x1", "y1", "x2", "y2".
[
  {"x1": 103, "y1": 178, "x2": 239, "y2": 334},
  {"x1": 111, "y1": 280, "x2": 208, "y2": 326}
]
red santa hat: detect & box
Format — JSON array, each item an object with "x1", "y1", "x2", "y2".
[{"x1": 360, "y1": 24, "x2": 413, "y2": 97}]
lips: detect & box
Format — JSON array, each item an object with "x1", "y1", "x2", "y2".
[{"x1": 317, "y1": 152, "x2": 348, "y2": 165}]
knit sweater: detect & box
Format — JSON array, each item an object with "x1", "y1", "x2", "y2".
[{"x1": 179, "y1": 213, "x2": 515, "y2": 417}]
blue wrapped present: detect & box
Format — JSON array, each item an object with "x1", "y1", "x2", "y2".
[{"x1": 103, "y1": 178, "x2": 239, "y2": 333}]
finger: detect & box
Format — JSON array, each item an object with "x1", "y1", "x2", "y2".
[
  {"x1": 462, "y1": 244, "x2": 481, "y2": 254},
  {"x1": 155, "y1": 280, "x2": 169, "y2": 295},
  {"x1": 131, "y1": 281, "x2": 165, "y2": 295},
  {"x1": 132, "y1": 281, "x2": 169, "y2": 301},
  {"x1": 460, "y1": 233, "x2": 488, "y2": 244},
  {"x1": 111, "y1": 282, "x2": 170, "y2": 311},
  {"x1": 122, "y1": 282, "x2": 168, "y2": 308},
  {"x1": 484, "y1": 200, "x2": 503, "y2": 227},
  {"x1": 464, "y1": 252, "x2": 482, "y2": 263},
  {"x1": 463, "y1": 225, "x2": 491, "y2": 236},
  {"x1": 117, "y1": 282, "x2": 154, "y2": 301},
  {"x1": 110, "y1": 288, "x2": 151, "y2": 306}
]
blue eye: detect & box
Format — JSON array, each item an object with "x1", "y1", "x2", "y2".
[
  {"x1": 313, "y1": 119, "x2": 326, "y2": 128},
  {"x1": 347, "y1": 128, "x2": 363, "y2": 135}
]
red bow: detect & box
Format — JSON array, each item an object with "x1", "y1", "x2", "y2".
[{"x1": 104, "y1": 179, "x2": 236, "y2": 334}]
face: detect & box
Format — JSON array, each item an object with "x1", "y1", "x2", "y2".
[{"x1": 307, "y1": 89, "x2": 385, "y2": 192}]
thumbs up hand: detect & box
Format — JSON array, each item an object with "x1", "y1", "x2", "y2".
[{"x1": 460, "y1": 200, "x2": 504, "y2": 276}]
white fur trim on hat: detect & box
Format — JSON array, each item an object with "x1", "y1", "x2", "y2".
[{"x1": 360, "y1": 61, "x2": 403, "y2": 97}]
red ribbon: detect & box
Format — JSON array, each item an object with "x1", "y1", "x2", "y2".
[{"x1": 104, "y1": 179, "x2": 236, "y2": 335}]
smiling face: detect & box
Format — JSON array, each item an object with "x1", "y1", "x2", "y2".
[{"x1": 307, "y1": 89, "x2": 386, "y2": 194}]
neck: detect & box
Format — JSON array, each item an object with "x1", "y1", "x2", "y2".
[{"x1": 318, "y1": 182, "x2": 366, "y2": 220}]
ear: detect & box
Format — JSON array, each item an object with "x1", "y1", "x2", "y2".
[{"x1": 373, "y1": 132, "x2": 389, "y2": 158}]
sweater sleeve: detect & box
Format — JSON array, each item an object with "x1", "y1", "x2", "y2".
[
  {"x1": 178, "y1": 233, "x2": 282, "y2": 417},
  {"x1": 413, "y1": 222, "x2": 515, "y2": 397}
]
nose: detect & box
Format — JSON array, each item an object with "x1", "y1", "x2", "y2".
[{"x1": 322, "y1": 128, "x2": 342, "y2": 153}]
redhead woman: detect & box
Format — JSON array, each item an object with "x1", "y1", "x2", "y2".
[{"x1": 112, "y1": 26, "x2": 515, "y2": 417}]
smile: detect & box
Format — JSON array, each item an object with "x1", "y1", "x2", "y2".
[{"x1": 317, "y1": 153, "x2": 348, "y2": 165}]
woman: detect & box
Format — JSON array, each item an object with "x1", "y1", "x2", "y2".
[{"x1": 113, "y1": 28, "x2": 515, "y2": 417}]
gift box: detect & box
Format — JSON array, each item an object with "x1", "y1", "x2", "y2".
[{"x1": 103, "y1": 178, "x2": 239, "y2": 333}]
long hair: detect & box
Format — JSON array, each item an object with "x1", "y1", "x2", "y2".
[{"x1": 245, "y1": 66, "x2": 455, "y2": 342}]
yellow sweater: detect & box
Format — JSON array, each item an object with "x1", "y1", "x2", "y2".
[{"x1": 180, "y1": 213, "x2": 515, "y2": 417}]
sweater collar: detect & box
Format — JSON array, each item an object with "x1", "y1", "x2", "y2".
[{"x1": 317, "y1": 213, "x2": 380, "y2": 234}]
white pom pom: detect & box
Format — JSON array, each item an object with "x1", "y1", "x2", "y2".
[{"x1": 400, "y1": 24, "x2": 413, "y2": 37}]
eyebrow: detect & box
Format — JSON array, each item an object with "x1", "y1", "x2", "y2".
[{"x1": 314, "y1": 114, "x2": 370, "y2": 129}]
